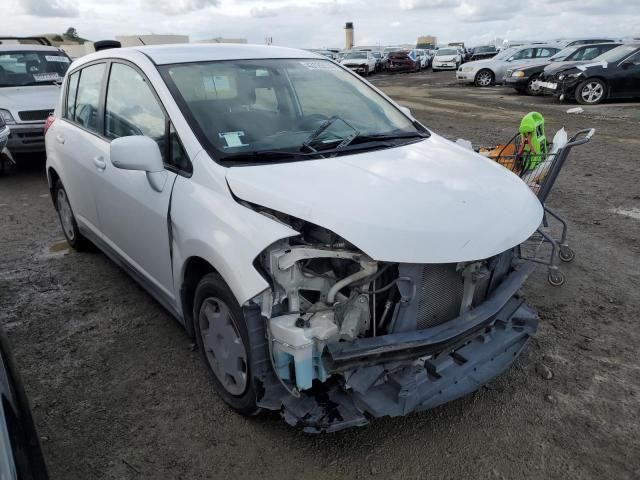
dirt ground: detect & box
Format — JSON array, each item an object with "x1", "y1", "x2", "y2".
[{"x1": 1, "y1": 70, "x2": 639, "y2": 480}]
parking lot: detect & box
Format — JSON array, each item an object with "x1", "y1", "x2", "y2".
[{"x1": 1, "y1": 69, "x2": 639, "y2": 479}]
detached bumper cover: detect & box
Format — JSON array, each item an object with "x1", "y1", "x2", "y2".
[{"x1": 268, "y1": 263, "x2": 539, "y2": 433}]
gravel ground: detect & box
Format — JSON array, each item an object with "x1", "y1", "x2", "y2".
[{"x1": 1, "y1": 70, "x2": 639, "y2": 480}]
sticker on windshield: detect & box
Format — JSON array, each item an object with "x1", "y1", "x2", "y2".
[
  {"x1": 300, "y1": 61, "x2": 340, "y2": 71},
  {"x1": 219, "y1": 131, "x2": 248, "y2": 148},
  {"x1": 32, "y1": 72, "x2": 60, "y2": 82},
  {"x1": 45, "y1": 55, "x2": 70, "y2": 63}
]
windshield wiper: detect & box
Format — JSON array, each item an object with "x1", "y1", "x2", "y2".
[
  {"x1": 334, "y1": 131, "x2": 429, "y2": 150},
  {"x1": 301, "y1": 115, "x2": 358, "y2": 152}
]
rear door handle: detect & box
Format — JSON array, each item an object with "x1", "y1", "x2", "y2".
[
  {"x1": 93, "y1": 156, "x2": 106, "y2": 170},
  {"x1": 55, "y1": 134, "x2": 65, "y2": 144}
]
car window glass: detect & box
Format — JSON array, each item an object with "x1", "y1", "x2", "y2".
[
  {"x1": 65, "y1": 70, "x2": 80, "y2": 121},
  {"x1": 105, "y1": 63, "x2": 166, "y2": 157},
  {"x1": 510, "y1": 48, "x2": 534, "y2": 60},
  {"x1": 572, "y1": 47, "x2": 599, "y2": 61},
  {"x1": 534, "y1": 48, "x2": 556, "y2": 58},
  {"x1": 74, "y1": 63, "x2": 106, "y2": 133},
  {"x1": 627, "y1": 52, "x2": 640, "y2": 65}
]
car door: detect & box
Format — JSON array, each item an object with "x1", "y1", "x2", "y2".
[
  {"x1": 93, "y1": 61, "x2": 180, "y2": 302},
  {"x1": 611, "y1": 52, "x2": 640, "y2": 98},
  {"x1": 55, "y1": 62, "x2": 107, "y2": 236}
]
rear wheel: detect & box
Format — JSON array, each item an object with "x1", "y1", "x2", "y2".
[
  {"x1": 54, "y1": 180, "x2": 92, "y2": 251},
  {"x1": 193, "y1": 273, "x2": 261, "y2": 416},
  {"x1": 575, "y1": 78, "x2": 606, "y2": 105},
  {"x1": 474, "y1": 69, "x2": 494, "y2": 87}
]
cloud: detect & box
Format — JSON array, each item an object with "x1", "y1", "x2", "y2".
[
  {"x1": 20, "y1": 0, "x2": 79, "y2": 17},
  {"x1": 250, "y1": 6, "x2": 278, "y2": 17},
  {"x1": 400, "y1": 0, "x2": 460, "y2": 11},
  {"x1": 142, "y1": 0, "x2": 219, "y2": 15}
]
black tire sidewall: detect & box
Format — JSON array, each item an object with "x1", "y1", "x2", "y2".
[
  {"x1": 54, "y1": 180, "x2": 89, "y2": 250},
  {"x1": 575, "y1": 78, "x2": 606, "y2": 105},
  {"x1": 475, "y1": 69, "x2": 493, "y2": 87},
  {"x1": 526, "y1": 74, "x2": 540, "y2": 96},
  {"x1": 193, "y1": 273, "x2": 260, "y2": 415}
]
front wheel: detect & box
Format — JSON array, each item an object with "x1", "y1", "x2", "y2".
[
  {"x1": 526, "y1": 75, "x2": 542, "y2": 96},
  {"x1": 54, "y1": 180, "x2": 92, "y2": 251},
  {"x1": 193, "y1": 273, "x2": 261, "y2": 416},
  {"x1": 474, "y1": 69, "x2": 494, "y2": 87},
  {"x1": 575, "y1": 78, "x2": 606, "y2": 105}
]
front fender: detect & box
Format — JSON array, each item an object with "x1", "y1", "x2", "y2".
[{"x1": 170, "y1": 166, "x2": 298, "y2": 305}]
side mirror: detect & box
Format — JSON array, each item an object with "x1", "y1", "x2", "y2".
[
  {"x1": 110, "y1": 135, "x2": 167, "y2": 192},
  {"x1": 399, "y1": 106, "x2": 412, "y2": 117}
]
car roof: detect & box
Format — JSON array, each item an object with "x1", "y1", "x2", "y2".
[
  {"x1": 0, "y1": 44, "x2": 63, "y2": 53},
  {"x1": 80, "y1": 43, "x2": 321, "y2": 66}
]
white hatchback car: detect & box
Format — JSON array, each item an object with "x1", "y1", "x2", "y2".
[{"x1": 46, "y1": 44, "x2": 542, "y2": 432}]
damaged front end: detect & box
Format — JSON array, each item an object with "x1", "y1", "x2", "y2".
[{"x1": 245, "y1": 211, "x2": 538, "y2": 433}]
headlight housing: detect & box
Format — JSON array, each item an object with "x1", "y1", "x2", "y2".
[
  {"x1": 0, "y1": 109, "x2": 15, "y2": 125},
  {"x1": 512, "y1": 71, "x2": 526, "y2": 77},
  {"x1": 559, "y1": 72, "x2": 582, "y2": 81}
]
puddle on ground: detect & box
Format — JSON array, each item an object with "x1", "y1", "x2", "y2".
[{"x1": 39, "y1": 240, "x2": 70, "y2": 259}]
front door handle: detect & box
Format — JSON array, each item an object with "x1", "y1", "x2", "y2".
[
  {"x1": 93, "y1": 156, "x2": 106, "y2": 170},
  {"x1": 55, "y1": 134, "x2": 65, "y2": 144}
]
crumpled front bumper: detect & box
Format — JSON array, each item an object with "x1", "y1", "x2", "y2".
[{"x1": 267, "y1": 263, "x2": 539, "y2": 433}]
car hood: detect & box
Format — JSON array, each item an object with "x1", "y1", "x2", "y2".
[
  {"x1": 341, "y1": 59, "x2": 367, "y2": 66},
  {"x1": 0, "y1": 85, "x2": 61, "y2": 117},
  {"x1": 435, "y1": 55, "x2": 457, "y2": 62},
  {"x1": 544, "y1": 60, "x2": 593, "y2": 76},
  {"x1": 225, "y1": 133, "x2": 543, "y2": 264}
]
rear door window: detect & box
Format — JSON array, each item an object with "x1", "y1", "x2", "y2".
[
  {"x1": 65, "y1": 70, "x2": 80, "y2": 120},
  {"x1": 510, "y1": 48, "x2": 534, "y2": 60},
  {"x1": 73, "y1": 63, "x2": 106, "y2": 133}
]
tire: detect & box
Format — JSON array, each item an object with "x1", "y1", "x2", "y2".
[
  {"x1": 193, "y1": 273, "x2": 261, "y2": 416},
  {"x1": 474, "y1": 69, "x2": 494, "y2": 87},
  {"x1": 365, "y1": 66, "x2": 370, "y2": 76},
  {"x1": 575, "y1": 78, "x2": 606, "y2": 105},
  {"x1": 54, "y1": 180, "x2": 93, "y2": 251},
  {"x1": 526, "y1": 74, "x2": 542, "y2": 96}
]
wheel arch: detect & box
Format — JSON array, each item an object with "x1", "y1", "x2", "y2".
[
  {"x1": 179, "y1": 256, "x2": 219, "y2": 339},
  {"x1": 47, "y1": 166, "x2": 60, "y2": 209}
]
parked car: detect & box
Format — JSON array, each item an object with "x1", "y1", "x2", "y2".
[
  {"x1": 387, "y1": 50, "x2": 419, "y2": 72},
  {"x1": 0, "y1": 115, "x2": 11, "y2": 173},
  {"x1": 340, "y1": 50, "x2": 377, "y2": 76},
  {"x1": 457, "y1": 44, "x2": 561, "y2": 87},
  {"x1": 46, "y1": 44, "x2": 543, "y2": 432},
  {"x1": 381, "y1": 46, "x2": 401, "y2": 70},
  {"x1": 504, "y1": 42, "x2": 621, "y2": 95},
  {"x1": 371, "y1": 51, "x2": 383, "y2": 72},
  {"x1": 417, "y1": 49, "x2": 430, "y2": 68},
  {"x1": 469, "y1": 45, "x2": 498, "y2": 61},
  {"x1": 537, "y1": 43, "x2": 640, "y2": 104},
  {"x1": 410, "y1": 49, "x2": 424, "y2": 71},
  {"x1": 432, "y1": 48, "x2": 462, "y2": 71},
  {"x1": 562, "y1": 38, "x2": 619, "y2": 47},
  {"x1": 0, "y1": 326, "x2": 49, "y2": 479},
  {"x1": 0, "y1": 44, "x2": 71, "y2": 157}
]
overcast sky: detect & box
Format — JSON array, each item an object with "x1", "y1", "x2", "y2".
[{"x1": 5, "y1": 0, "x2": 640, "y2": 48}]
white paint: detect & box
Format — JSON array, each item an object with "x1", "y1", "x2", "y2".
[{"x1": 612, "y1": 208, "x2": 640, "y2": 220}]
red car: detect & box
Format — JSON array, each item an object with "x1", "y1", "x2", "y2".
[{"x1": 387, "y1": 50, "x2": 418, "y2": 73}]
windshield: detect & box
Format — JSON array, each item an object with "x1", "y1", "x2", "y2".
[
  {"x1": 436, "y1": 48, "x2": 457, "y2": 56},
  {"x1": 549, "y1": 47, "x2": 577, "y2": 61},
  {"x1": 593, "y1": 45, "x2": 639, "y2": 63},
  {"x1": 0, "y1": 50, "x2": 70, "y2": 87},
  {"x1": 161, "y1": 59, "x2": 423, "y2": 164},
  {"x1": 493, "y1": 48, "x2": 516, "y2": 60},
  {"x1": 345, "y1": 51, "x2": 366, "y2": 59}
]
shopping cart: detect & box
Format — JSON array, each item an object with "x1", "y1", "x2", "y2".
[{"x1": 480, "y1": 128, "x2": 596, "y2": 286}]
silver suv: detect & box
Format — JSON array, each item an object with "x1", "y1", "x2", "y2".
[{"x1": 0, "y1": 43, "x2": 71, "y2": 157}]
